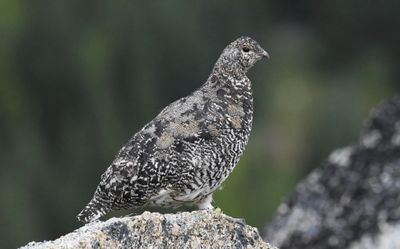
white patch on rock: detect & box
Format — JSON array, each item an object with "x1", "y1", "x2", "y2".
[
  {"x1": 349, "y1": 222, "x2": 400, "y2": 249},
  {"x1": 361, "y1": 130, "x2": 381, "y2": 148},
  {"x1": 269, "y1": 207, "x2": 322, "y2": 247},
  {"x1": 328, "y1": 147, "x2": 353, "y2": 167}
]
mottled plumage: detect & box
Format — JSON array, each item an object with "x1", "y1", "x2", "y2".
[{"x1": 77, "y1": 36, "x2": 268, "y2": 223}]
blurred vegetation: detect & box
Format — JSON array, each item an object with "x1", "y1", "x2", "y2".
[{"x1": 0, "y1": 0, "x2": 399, "y2": 247}]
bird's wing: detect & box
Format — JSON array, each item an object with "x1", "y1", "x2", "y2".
[{"x1": 97, "y1": 92, "x2": 221, "y2": 203}]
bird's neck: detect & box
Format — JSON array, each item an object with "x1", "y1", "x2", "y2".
[
  {"x1": 210, "y1": 59, "x2": 248, "y2": 85},
  {"x1": 213, "y1": 56, "x2": 247, "y2": 77},
  {"x1": 204, "y1": 67, "x2": 253, "y2": 105}
]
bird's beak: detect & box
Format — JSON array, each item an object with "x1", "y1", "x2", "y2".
[{"x1": 261, "y1": 49, "x2": 270, "y2": 59}]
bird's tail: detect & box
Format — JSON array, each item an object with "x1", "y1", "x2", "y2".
[{"x1": 77, "y1": 195, "x2": 112, "y2": 223}]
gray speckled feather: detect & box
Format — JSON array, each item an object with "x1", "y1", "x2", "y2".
[{"x1": 77, "y1": 36, "x2": 268, "y2": 223}]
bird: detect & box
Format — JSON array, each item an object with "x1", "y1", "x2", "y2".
[{"x1": 77, "y1": 36, "x2": 269, "y2": 223}]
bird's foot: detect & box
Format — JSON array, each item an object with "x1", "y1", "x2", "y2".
[{"x1": 197, "y1": 195, "x2": 214, "y2": 210}]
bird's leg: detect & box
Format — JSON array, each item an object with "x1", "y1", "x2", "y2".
[{"x1": 196, "y1": 194, "x2": 214, "y2": 210}]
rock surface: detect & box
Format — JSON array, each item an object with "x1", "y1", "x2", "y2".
[
  {"x1": 22, "y1": 210, "x2": 276, "y2": 249},
  {"x1": 264, "y1": 96, "x2": 400, "y2": 249}
]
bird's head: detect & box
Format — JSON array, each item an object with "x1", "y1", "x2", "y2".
[{"x1": 215, "y1": 36, "x2": 269, "y2": 74}]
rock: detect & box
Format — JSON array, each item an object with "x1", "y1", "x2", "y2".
[
  {"x1": 263, "y1": 96, "x2": 400, "y2": 249},
  {"x1": 21, "y1": 210, "x2": 276, "y2": 249}
]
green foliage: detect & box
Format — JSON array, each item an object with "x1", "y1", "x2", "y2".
[{"x1": 0, "y1": 1, "x2": 398, "y2": 247}]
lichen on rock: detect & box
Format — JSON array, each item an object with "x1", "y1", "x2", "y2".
[{"x1": 22, "y1": 210, "x2": 276, "y2": 249}]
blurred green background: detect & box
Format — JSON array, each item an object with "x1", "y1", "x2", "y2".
[{"x1": 1, "y1": 0, "x2": 399, "y2": 247}]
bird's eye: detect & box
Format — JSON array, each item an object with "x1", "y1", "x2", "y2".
[{"x1": 242, "y1": 46, "x2": 250, "y2": 52}]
